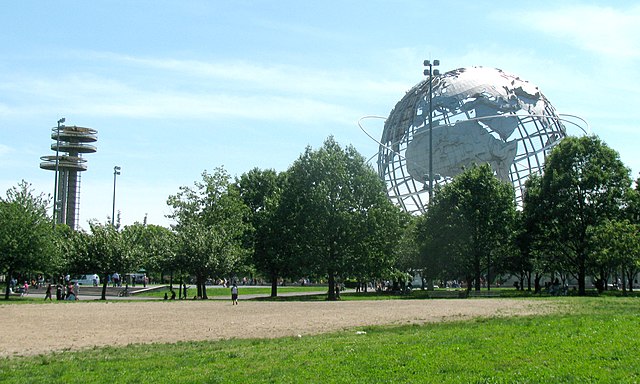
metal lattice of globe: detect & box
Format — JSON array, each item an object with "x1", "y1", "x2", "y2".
[{"x1": 378, "y1": 66, "x2": 567, "y2": 214}]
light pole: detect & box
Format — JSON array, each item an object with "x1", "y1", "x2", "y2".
[
  {"x1": 423, "y1": 59, "x2": 440, "y2": 204},
  {"x1": 52, "y1": 117, "x2": 65, "y2": 227},
  {"x1": 112, "y1": 166, "x2": 121, "y2": 226}
]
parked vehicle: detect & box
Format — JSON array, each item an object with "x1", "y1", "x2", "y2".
[
  {"x1": 70, "y1": 274, "x2": 100, "y2": 286},
  {"x1": 126, "y1": 273, "x2": 147, "y2": 285}
]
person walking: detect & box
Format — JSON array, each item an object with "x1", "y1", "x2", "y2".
[
  {"x1": 44, "y1": 284, "x2": 52, "y2": 301},
  {"x1": 73, "y1": 281, "x2": 80, "y2": 300},
  {"x1": 231, "y1": 283, "x2": 238, "y2": 305}
]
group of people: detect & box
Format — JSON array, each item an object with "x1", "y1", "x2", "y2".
[
  {"x1": 162, "y1": 282, "x2": 239, "y2": 304},
  {"x1": 164, "y1": 283, "x2": 189, "y2": 300},
  {"x1": 43, "y1": 282, "x2": 79, "y2": 301},
  {"x1": 110, "y1": 272, "x2": 148, "y2": 287},
  {"x1": 7, "y1": 278, "x2": 30, "y2": 296}
]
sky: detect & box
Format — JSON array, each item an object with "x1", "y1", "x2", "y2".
[{"x1": 1, "y1": 1, "x2": 639, "y2": 230}]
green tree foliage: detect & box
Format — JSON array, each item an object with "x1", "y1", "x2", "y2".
[
  {"x1": 532, "y1": 136, "x2": 631, "y2": 295},
  {"x1": 0, "y1": 181, "x2": 56, "y2": 299},
  {"x1": 415, "y1": 164, "x2": 516, "y2": 291},
  {"x1": 51, "y1": 224, "x2": 75, "y2": 278},
  {"x1": 627, "y1": 175, "x2": 640, "y2": 222},
  {"x1": 519, "y1": 175, "x2": 567, "y2": 292},
  {"x1": 589, "y1": 219, "x2": 640, "y2": 293},
  {"x1": 72, "y1": 221, "x2": 132, "y2": 300},
  {"x1": 167, "y1": 167, "x2": 251, "y2": 298},
  {"x1": 237, "y1": 168, "x2": 291, "y2": 297},
  {"x1": 503, "y1": 211, "x2": 533, "y2": 290},
  {"x1": 121, "y1": 222, "x2": 176, "y2": 284},
  {"x1": 279, "y1": 137, "x2": 404, "y2": 300},
  {"x1": 390, "y1": 213, "x2": 419, "y2": 280}
]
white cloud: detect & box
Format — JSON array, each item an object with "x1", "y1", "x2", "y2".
[
  {"x1": 0, "y1": 143, "x2": 13, "y2": 156},
  {"x1": 514, "y1": 5, "x2": 640, "y2": 60},
  {"x1": 0, "y1": 52, "x2": 407, "y2": 126},
  {"x1": 82, "y1": 51, "x2": 407, "y2": 100}
]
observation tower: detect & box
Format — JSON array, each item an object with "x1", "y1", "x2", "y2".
[{"x1": 40, "y1": 121, "x2": 97, "y2": 230}]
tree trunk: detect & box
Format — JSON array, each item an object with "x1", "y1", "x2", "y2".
[
  {"x1": 327, "y1": 271, "x2": 336, "y2": 301},
  {"x1": 466, "y1": 275, "x2": 473, "y2": 293},
  {"x1": 577, "y1": 267, "x2": 586, "y2": 296},
  {"x1": 196, "y1": 276, "x2": 202, "y2": 298},
  {"x1": 594, "y1": 268, "x2": 606, "y2": 293},
  {"x1": 201, "y1": 280, "x2": 208, "y2": 299},
  {"x1": 486, "y1": 254, "x2": 491, "y2": 292},
  {"x1": 534, "y1": 273, "x2": 542, "y2": 294},
  {"x1": 3, "y1": 269, "x2": 12, "y2": 300},
  {"x1": 577, "y1": 252, "x2": 586, "y2": 295},
  {"x1": 101, "y1": 273, "x2": 108, "y2": 300},
  {"x1": 270, "y1": 273, "x2": 278, "y2": 297},
  {"x1": 474, "y1": 253, "x2": 481, "y2": 291}
]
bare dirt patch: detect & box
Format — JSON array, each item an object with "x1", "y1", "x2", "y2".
[{"x1": 0, "y1": 298, "x2": 554, "y2": 357}]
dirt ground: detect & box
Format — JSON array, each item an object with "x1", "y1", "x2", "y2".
[{"x1": 0, "y1": 298, "x2": 553, "y2": 357}]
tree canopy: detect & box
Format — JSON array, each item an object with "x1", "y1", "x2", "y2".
[
  {"x1": 415, "y1": 164, "x2": 516, "y2": 291},
  {"x1": 527, "y1": 135, "x2": 632, "y2": 295},
  {"x1": 167, "y1": 167, "x2": 251, "y2": 298},
  {"x1": 279, "y1": 137, "x2": 405, "y2": 300},
  {"x1": 237, "y1": 168, "x2": 293, "y2": 297},
  {"x1": 73, "y1": 221, "x2": 132, "y2": 300},
  {"x1": 0, "y1": 181, "x2": 57, "y2": 299}
]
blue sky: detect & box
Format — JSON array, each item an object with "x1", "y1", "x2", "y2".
[{"x1": 1, "y1": 1, "x2": 639, "y2": 229}]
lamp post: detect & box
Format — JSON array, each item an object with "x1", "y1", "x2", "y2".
[
  {"x1": 423, "y1": 59, "x2": 440, "y2": 204},
  {"x1": 52, "y1": 117, "x2": 65, "y2": 227},
  {"x1": 112, "y1": 166, "x2": 121, "y2": 226}
]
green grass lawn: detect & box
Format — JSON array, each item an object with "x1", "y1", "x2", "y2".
[{"x1": 1, "y1": 297, "x2": 638, "y2": 383}]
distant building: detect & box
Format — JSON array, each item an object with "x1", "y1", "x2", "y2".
[{"x1": 40, "y1": 124, "x2": 97, "y2": 230}]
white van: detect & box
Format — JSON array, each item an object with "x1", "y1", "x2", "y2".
[{"x1": 71, "y1": 274, "x2": 100, "y2": 286}]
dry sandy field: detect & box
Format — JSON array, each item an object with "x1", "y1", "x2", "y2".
[{"x1": 0, "y1": 298, "x2": 553, "y2": 357}]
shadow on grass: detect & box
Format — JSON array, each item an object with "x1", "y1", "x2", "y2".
[{"x1": 251, "y1": 290, "x2": 432, "y2": 302}]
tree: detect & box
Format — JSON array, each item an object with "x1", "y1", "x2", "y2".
[
  {"x1": 589, "y1": 220, "x2": 640, "y2": 293},
  {"x1": 237, "y1": 168, "x2": 293, "y2": 297},
  {"x1": 0, "y1": 181, "x2": 56, "y2": 300},
  {"x1": 167, "y1": 167, "x2": 251, "y2": 298},
  {"x1": 72, "y1": 221, "x2": 132, "y2": 300},
  {"x1": 138, "y1": 223, "x2": 176, "y2": 285},
  {"x1": 279, "y1": 137, "x2": 404, "y2": 300},
  {"x1": 627, "y1": 175, "x2": 640, "y2": 224},
  {"x1": 520, "y1": 174, "x2": 569, "y2": 293},
  {"x1": 535, "y1": 136, "x2": 631, "y2": 295},
  {"x1": 390, "y1": 213, "x2": 420, "y2": 287},
  {"x1": 502, "y1": 211, "x2": 532, "y2": 290},
  {"x1": 121, "y1": 222, "x2": 176, "y2": 286},
  {"x1": 415, "y1": 164, "x2": 516, "y2": 291}
]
